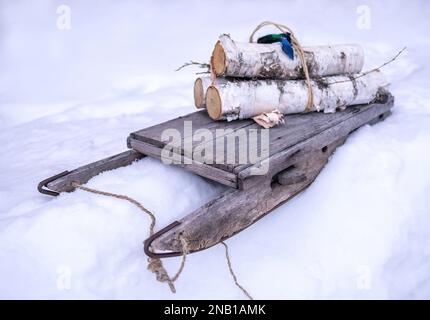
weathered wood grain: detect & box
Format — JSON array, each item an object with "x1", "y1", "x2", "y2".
[
  {"x1": 128, "y1": 138, "x2": 237, "y2": 188},
  {"x1": 131, "y1": 110, "x2": 254, "y2": 168},
  {"x1": 233, "y1": 95, "x2": 393, "y2": 175},
  {"x1": 131, "y1": 93, "x2": 393, "y2": 176},
  {"x1": 131, "y1": 110, "x2": 214, "y2": 148},
  {"x1": 46, "y1": 150, "x2": 143, "y2": 193},
  {"x1": 149, "y1": 137, "x2": 347, "y2": 254},
  {"x1": 198, "y1": 104, "x2": 364, "y2": 173},
  {"x1": 237, "y1": 94, "x2": 394, "y2": 189},
  {"x1": 129, "y1": 93, "x2": 393, "y2": 191},
  {"x1": 277, "y1": 166, "x2": 307, "y2": 185}
]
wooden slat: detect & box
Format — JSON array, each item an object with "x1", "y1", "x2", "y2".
[
  {"x1": 46, "y1": 150, "x2": 144, "y2": 193},
  {"x1": 129, "y1": 138, "x2": 237, "y2": 188},
  {"x1": 131, "y1": 110, "x2": 254, "y2": 172},
  {"x1": 131, "y1": 110, "x2": 213, "y2": 148},
  {"x1": 131, "y1": 110, "x2": 254, "y2": 148}
]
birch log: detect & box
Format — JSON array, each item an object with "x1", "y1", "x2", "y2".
[
  {"x1": 211, "y1": 34, "x2": 365, "y2": 79},
  {"x1": 194, "y1": 77, "x2": 229, "y2": 108},
  {"x1": 205, "y1": 71, "x2": 389, "y2": 121},
  {"x1": 194, "y1": 77, "x2": 212, "y2": 108}
]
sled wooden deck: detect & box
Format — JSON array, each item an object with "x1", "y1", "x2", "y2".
[
  {"x1": 39, "y1": 92, "x2": 394, "y2": 258},
  {"x1": 128, "y1": 93, "x2": 393, "y2": 191}
]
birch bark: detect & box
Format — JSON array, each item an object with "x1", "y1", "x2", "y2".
[
  {"x1": 211, "y1": 34, "x2": 365, "y2": 80},
  {"x1": 205, "y1": 71, "x2": 389, "y2": 121}
]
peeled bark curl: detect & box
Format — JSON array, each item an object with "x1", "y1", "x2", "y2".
[
  {"x1": 205, "y1": 71, "x2": 389, "y2": 121},
  {"x1": 211, "y1": 34, "x2": 365, "y2": 80}
]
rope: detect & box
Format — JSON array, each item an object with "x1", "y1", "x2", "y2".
[
  {"x1": 71, "y1": 182, "x2": 187, "y2": 293},
  {"x1": 171, "y1": 235, "x2": 188, "y2": 282},
  {"x1": 221, "y1": 242, "x2": 253, "y2": 300},
  {"x1": 71, "y1": 182, "x2": 252, "y2": 299},
  {"x1": 72, "y1": 183, "x2": 156, "y2": 233},
  {"x1": 249, "y1": 21, "x2": 314, "y2": 112}
]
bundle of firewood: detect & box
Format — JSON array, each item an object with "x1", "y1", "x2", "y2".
[{"x1": 194, "y1": 34, "x2": 389, "y2": 128}]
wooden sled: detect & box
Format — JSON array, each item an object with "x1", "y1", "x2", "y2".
[{"x1": 38, "y1": 91, "x2": 394, "y2": 258}]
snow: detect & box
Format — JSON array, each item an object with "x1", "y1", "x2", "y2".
[{"x1": 1, "y1": 0, "x2": 430, "y2": 299}]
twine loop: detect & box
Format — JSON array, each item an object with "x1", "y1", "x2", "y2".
[{"x1": 250, "y1": 21, "x2": 314, "y2": 112}]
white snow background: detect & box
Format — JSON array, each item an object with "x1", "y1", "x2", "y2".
[{"x1": 0, "y1": 0, "x2": 430, "y2": 299}]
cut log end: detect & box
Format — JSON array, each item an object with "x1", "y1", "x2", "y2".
[
  {"x1": 211, "y1": 41, "x2": 226, "y2": 76},
  {"x1": 205, "y1": 86, "x2": 222, "y2": 120},
  {"x1": 193, "y1": 78, "x2": 205, "y2": 108}
]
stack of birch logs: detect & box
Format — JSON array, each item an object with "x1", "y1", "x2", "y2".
[{"x1": 194, "y1": 34, "x2": 389, "y2": 127}]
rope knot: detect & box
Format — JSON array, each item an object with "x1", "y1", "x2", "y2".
[{"x1": 249, "y1": 21, "x2": 314, "y2": 112}]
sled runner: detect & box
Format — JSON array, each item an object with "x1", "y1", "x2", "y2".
[{"x1": 38, "y1": 91, "x2": 394, "y2": 258}]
